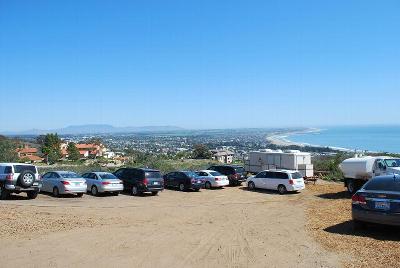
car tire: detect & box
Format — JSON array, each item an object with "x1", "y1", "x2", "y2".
[
  {"x1": 205, "y1": 182, "x2": 212, "y2": 189},
  {"x1": 91, "y1": 186, "x2": 99, "y2": 196},
  {"x1": 194, "y1": 188, "x2": 200, "y2": 192},
  {"x1": 151, "y1": 191, "x2": 158, "y2": 196},
  {"x1": 346, "y1": 179, "x2": 356, "y2": 194},
  {"x1": 278, "y1": 185, "x2": 287, "y2": 195},
  {"x1": 76, "y1": 193, "x2": 84, "y2": 198},
  {"x1": 131, "y1": 186, "x2": 139, "y2": 196},
  {"x1": 248, "y1": 181, "x2": 256, "y2": 191},
  {"x1": 353, "y1": 220, "x2": 366, "y2": 230},
  {"x1": 113, "y1": 192, "x2": 119, "y2": 196},
  {"x1": 27, "y1": 191, "x2": 38, "y2": 199},
  {"x1": 0, "y1": 187, "x2": 10, "y2": 200},
  {"x1": 53, "y1": 187, "x2": 60, "y2": 197},
  {"x1": 179, "y1": 183, "x2": 185, "y2": 191},
  {"x1": 18, "y1": 170, "x2": 35, "y2": 188}
]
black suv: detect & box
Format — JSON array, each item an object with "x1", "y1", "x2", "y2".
[
  {"x1": 113, "y1": 168, "x2": 164, "y2": 196},
  {"x1": 208, "y1": 165, "x2": 246, "y2": 186},
  {"x1": 163, "y1": 171, "x2": 204, "y2": 192}
]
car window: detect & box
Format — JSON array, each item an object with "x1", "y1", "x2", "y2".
[
  {"x1": 256, "y1": 172, "x2": 267, "y2": 178},
  {"x1": 196, "y1": 172, "x2": 208, "y2": 177},
  {"x1": 99, "y1": 173, "x2": 118, "y2": 180},
  {"x1": 265, "y1": 172, "x2": 275, "y2": 178},
  {"x1": 4, "y1": 166, "x2": 12, "y2": 174},
  {"x1": 291, "y1": 172, "x2": 303, "y2": 179},
  {"x1": 60, "y1": 172, "x2": 80, "y2": 179},
  {"x1": 275, "y1": 172, "x2": 289, "y2": 179},
  {"x1": 234, "y1": 167, "x2": 245, "y2": 174},
  {"x1": 13, "y1": 165, "x2": 37, "y2": 174},
  {"x1": 364, "y1": 178, "x2": 400, "y2": 192},
  {"x1": 114, "y1": 169, "x2": 124, "y2": 178},
  {"x1": 209, "y1": 171, "x2": 221, "y2": 176},
  {"x1": 42, "y1": 172, "x2": 52, "y2": 179},
  {"x1": 145, "y1": 171, "x2": 161, "y2": 178}
]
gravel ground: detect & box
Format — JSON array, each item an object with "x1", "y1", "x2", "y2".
[{"x1": 306, "y1": 182, "x2": 400, "y2": 268}]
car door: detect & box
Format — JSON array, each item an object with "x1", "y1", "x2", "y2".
[
  {"x1": 82, "y1": 173, "x2": 91, "y2": 190},
  {"x1": 41, "y1": 172, "x2": 52, "y2": 192},
  {"x1": 263, "y1": 171, "x2": 275, "y2": 190},
  {"x1": 254, "y1": 171, "x2": 266, "y2": 189}
]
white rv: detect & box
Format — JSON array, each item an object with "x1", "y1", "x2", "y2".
[
  {"x1": 244, "y1": 150, "x2": 314, "y2": 177},
  {"x1": 340, "y1": 156, "x2": 400, "y2": 193}
]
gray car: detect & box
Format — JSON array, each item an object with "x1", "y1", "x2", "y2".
[
  {"x1": 41, "y1": 171, "x2": 87, "y2": 197},
  {"x1": 82, "y1": 172, "x2": 124, "y2": 196}
]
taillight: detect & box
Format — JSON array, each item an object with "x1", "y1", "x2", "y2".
[
  {"x1": 38, "y1": 174, "x2": 42, "y2": 180},
  {"x1": 6, "y1": 174, "x2": 14, "y2": 181},
  {"x1": 191, "y1": 178, "x2": 196, "y2": 183},
  {"x1": 215, "y1": 177, "x2": 220, "y2": 181},
  {"x1": 289, "y1": 179, "x2": 294, "y2": 185},
  {"x1": 61, "y1": 181, "x2": 70, "y2": 185},
  {"x1": 143, "y1": 178, "x2": 148, "y2": 185},
  {"x1": 102, "y1": 181, "x2": 110, "y2": 185},
  {"x1": 352, "y1": 194, "x2": 366, "y2": 205}
]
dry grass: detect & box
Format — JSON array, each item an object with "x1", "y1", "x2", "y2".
[{"x1": 306, "y1": 182, "x2": 400, "y2": 267}]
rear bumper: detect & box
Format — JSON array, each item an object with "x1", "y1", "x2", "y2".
[
  {"x1": 287, "y1": 184, "x2": 305, "y2": 192},
  {"x1": 352, "y1": 207, "x2": 400, "y2": 226},
  {"x1": 62, "y1": 186, "x2": 87, "y2": 194},
  {"x1": 100, "y1": 185, "x2": 124, "y2": 193},
  {"x1": 211, "y1": 180, "x2": 230, "y2": 187},
  {"x1": 140, "y1": 185, "x2": 164, "y2": 193},
  {"x1": 4, "y1": 183, "x2": 41, "y2": 192}
]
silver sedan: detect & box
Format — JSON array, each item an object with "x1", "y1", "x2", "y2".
[
  {"x1": 82, "y1": 172, "x2": 123, "y2": 196},
  {"x1": 41, "y1": 171, "x2": 87, "y2": 197}
]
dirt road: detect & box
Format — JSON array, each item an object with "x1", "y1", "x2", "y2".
[{"x1": 0, "y1": 187, "x2": 340, "y2": 268}]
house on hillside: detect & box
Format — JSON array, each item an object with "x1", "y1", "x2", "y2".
[
  {"x1": 16, "y1": 145, "x2": 44, "y2": 163},
  {"x1": 211, "y1": 149, "x2": 234, "y2": 164}
]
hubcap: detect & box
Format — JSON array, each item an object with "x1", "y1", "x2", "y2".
[
  {"x1": 23, "y1": 173, "x2": 34, "y2": 184},
  {"x1": 180, "y1": 184, "x2": 184, "y2": 191},
  {"x1": 132, "y1": 187, "x2": 137, "y2": 195},
  {"x1": 92, "y1": 187, "x2": 97, "y2": 195},
  {"x1": 206, "y1": 182, "x2": 211, "y2": 189}
]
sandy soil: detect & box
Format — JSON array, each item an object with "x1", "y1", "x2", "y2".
[{"x1": 0, "y1": 186, "x2": 340, "y2": 268}]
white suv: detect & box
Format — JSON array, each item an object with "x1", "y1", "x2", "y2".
[
  {"x1": 0, "y1": 163, "x2": 42, "y2": 199},
  {"x1": 246, "y1": 170, "x2": 305, "y2": 194}
]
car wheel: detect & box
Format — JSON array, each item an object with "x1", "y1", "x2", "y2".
[
  {"x1": 151, "y1": 191, "x2": 158, "y2": 196},
  {"x1": 353, "y1": 220, "x2": 366, "y2": 230},
  {"x1": 76, "y1": 193, "x2": 84, "y2": 198},
  {"x1": 205, "y1": 182, "x2": 212, "y2": 189},
  {"x1": 179, "y1": 183, "x2": 185, "y2": 191},
  {"x1": 131, "y1": 186, "x2": 139, "y2": 196},
  {"x1": 91, "y1": 186, "x2": 99, "y2": 196},
  {"x1": 18, "y1": 170, "x2": 35, "y2": 188},
  {"x1": 278, "y1": 185, "x2": 287, "y2": 195},
  {"x1": 113, "y1": 192, "x2": 120, "y2": 196},
  {"x1": 0, "y1": 187, "x2": 10, "y2": 200},
  {"x1": 347, "y1": 180, "x2": 356, "y2": 194},
  {"x1": 53, "y1": 187, "x2": 60, "y2": 197},
  {"x1": 248, "y1": 181, "x2": 256, "y2": 191},
  {"x1": 27, "y1": 191, "x2": 38, "y2": 199},
  {"x1": 194, "y1": 188, "x2": 200, "y2": 192}
]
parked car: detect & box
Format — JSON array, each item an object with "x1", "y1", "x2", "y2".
[
  {"x1": 208, "y1": 165, "x2": 246, "y2": 186},
  {"x1": 41, "y1": 171, "x2": 87, "y2": 197},
  {"x1": 352, "y1": 175, "x2": 400, "y2": 229},
  {"x1": 164, "y1": 171, "x2": 204, "y2": 191},
  {"x1": 246, "y1": 170, "x2": 305, "y2": 194},
  {"x1": 82, "y1": 172, "x2": 123, "y2": 196},
  {"x1": 196, "y1": 170, "x2": 229, "y2": 189},
  {"x1": 0, "y1": 163, "x2": 42, "y2": 200},
  {"x1": 113, "y1": 168, "x2": 164, "y2": 196}
]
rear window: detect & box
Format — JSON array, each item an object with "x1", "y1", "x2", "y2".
[
  {"x1": 183, "y1": 171, "x2": 198, "y2": 178},
  {"x1": 364, "y1": 178, "x2": 400, "y2": 192},
  {"x1": 209, "y1": 171, "x2": 221, "y2": 176},
  {"x1": 145, "y1": 171, "x2": 161, "y2": 178},
  {"x1": 61, "y1": 172, "x2": 80, "y2": 179},
  {"x1": 99, "y1": 173, "x2": 118, "y2": 180},
  {"x1": 4, "y1": 166, "x2": 12, "y2": 174},
  {"x1": 234, "y1": 167, "x2": 245, "y2": 174},
  {"x1": 275, "y1": 172, "x2": 289, "y2": 179},
  {"x1": 13, "y1": 165, "x2": 37, "y2": 174},
  {"x1": 291, "y1": 172, "x2": 303, "y2": 179}
]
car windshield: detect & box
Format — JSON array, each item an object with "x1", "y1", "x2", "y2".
[
  {"x1": 364, "y1": 178, "x2": 400, "y2": 192},
  {"x1": 209, "y1": 171, "x2": 221, "y2": 176},
  {"x1": 13, "y1": 165, "x2": 37, "y2": 174},
  {"x1": 145, "y1": 171, "x2": 161, "y2": 178},
  {"x1": 384, "y1": 159, "x2": 400, "y2": 167},
  {"x1": 234, "y1": 167, "x2": 245, "y2": 173},
  {"x1": 61, "y1": 172, "x2": 80, "y2": 178},
  {"x1": 99, "y1": 173, "x2": 118, "y2": 180},
  {"x1": 291, "y1": 172, "x2": 303, "y2": 179},
  {"x1": 184, "y1": 171, "x2": 198, "y2": 178}
]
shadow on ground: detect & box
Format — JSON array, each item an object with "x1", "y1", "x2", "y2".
[
  {"x1": 316, "y1": 191, "x2": 351, "y2": 200},
  {"x1": 239, "y1": 186, "x2": 300, "y2": 196},
  {"x1": 324, "y1": 220, "x2": 400, "y2": 242}
]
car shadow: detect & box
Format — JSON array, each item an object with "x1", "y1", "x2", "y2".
[
  {"x1": 316, "y1": 191, "x2": 351, "y2": 200},
  {"x1": 1, "y1": 194, "x2": 31, "y2": 201},
  {"x1": 119, "y1": 191, "x2": 159, "y2": 197},
  {"x1": 239, "y1": 186, "x2": 300, "y2": 196},
  {"x1": 39, "y1": 192, "x2": 83, "y2": 199},
  {"x1": 324, "y1": 220, "x2": 400, "y2": 241}
]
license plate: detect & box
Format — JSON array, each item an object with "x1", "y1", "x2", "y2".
[
  {"x1": 197, "y1": 180, "x2": 202, "y2": 184},
  {"x1": 74, "y1": 182, "x2": 80, "y2": 186},
  {"x1": 375, "y1": 201, "x2": 390, "y2": 210},
  {"x1": 153, "y1": 182, "x2": 160, "y2": 185}
]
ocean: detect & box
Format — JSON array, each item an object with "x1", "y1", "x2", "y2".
[{"x1": 287, "y1": 126, "x2": 400, "y2": 153}]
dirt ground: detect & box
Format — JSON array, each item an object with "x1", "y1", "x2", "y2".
[{"x1": 0, "y1": 186, "x2": 341, "y2": 268}]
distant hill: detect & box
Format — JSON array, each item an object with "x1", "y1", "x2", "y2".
[{"x1": 2, "y1": 124, "x2": 185, "y2": 135}]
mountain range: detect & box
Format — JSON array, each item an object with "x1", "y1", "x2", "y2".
[{"x1": 1, "y1": 124, "x2": 185, "y2": 136}]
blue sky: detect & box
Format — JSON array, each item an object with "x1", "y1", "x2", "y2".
[{"x1": 0, "y1": 0, "x2": 399, "y2": 131}]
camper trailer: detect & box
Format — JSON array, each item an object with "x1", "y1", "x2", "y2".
[
  {"x1": 340, "y1": 156, "x2": 400, "y2": 193},
  {"x1": 244, "y1": 150, "x2": 314, "y2": 177}
]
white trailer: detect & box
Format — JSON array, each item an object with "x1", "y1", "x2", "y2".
[
  {"x1": 245, "y1": 150, "x2": 314, "y2": 177},
  {"x1": 339, "y1": 156, "x2": 400, "y2": 193}
]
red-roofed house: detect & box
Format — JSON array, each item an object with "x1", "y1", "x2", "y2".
[{"x1": 16, "y1": 145, "x2": 44, "y2": 163}]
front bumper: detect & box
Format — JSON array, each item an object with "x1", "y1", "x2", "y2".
[{"x1": 352, "y1": 207, "x2": 400, "y2": 226}]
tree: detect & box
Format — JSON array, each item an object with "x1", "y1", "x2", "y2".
[
  {"x1": 67, "y1": 142, "x2": 80, "y2": 161},
  {"x1": 41, "y1": 133, "x2": 62, "y2": 164},
  {"x1": 192, "y1": 144, "x2": 212, "y2": 159},
  {"x1": 0, "y1": 136, "x2": 18, "y2": 162}
]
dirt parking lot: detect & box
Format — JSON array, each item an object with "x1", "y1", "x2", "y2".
[{"x1": 0, "y1": 183, "x2": 399, "y2": 268}]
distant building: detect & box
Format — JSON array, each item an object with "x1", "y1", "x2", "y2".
[
  {"x1": 16, "y1": 145, "x2": 44, "y2": 163},
  {"x1": 211, "y1": 149, "x2": 234, "y2": 164},
  {"x1": 60, "y1": 142, "x2": 107, "y2": 159}
]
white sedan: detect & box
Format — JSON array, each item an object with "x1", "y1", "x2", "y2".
[{"x1": 196, "y1": 170, "x2": 230, "y2": 189}]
